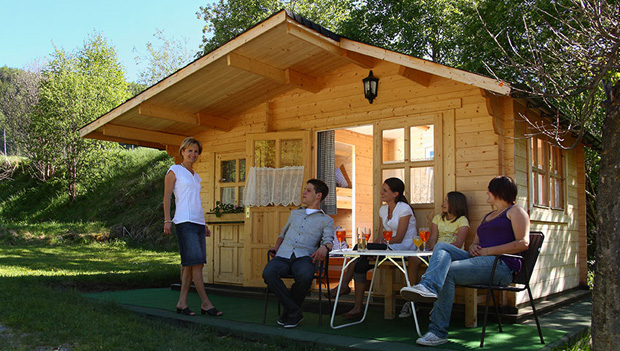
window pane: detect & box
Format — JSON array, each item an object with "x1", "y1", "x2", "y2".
[
  {"x1": 221, "y1": 187, "x2": 236, "y2": 205},
  {"x1": 410, "y1": 125, "x2": 434, "y2": 161},
  {"x1": 536, "y1": 139, "x2": 545, "y2": 169},
  {"x1": 410, "y1": 167, "x2": 434, "y2": 204},
  {"x1": 382, "y1": 128, "x2": 404, "y2": 163},
  {"x1": 281, "y1": 139, "x2": 303, "y2": 167},
  {"x1": 221, "y1": 160, "x2": 236, "y2": 183},
  {"x1": 239, "y1": 159, "x2": 246, "y2": 181},
  {"x1": 254, "y1": 140, "x2": 276, "y2": 168},
  {"x1": 239, "y1": 186, "x2": 245, "y2": 206},
  {"x1": 550, "y1": 147, "x2": 560, "y2": 175},
  {"x1": 382, "y1": 169, "x2": 404, "y2": 183},
  {"x1": 535, "y1": 173, "x2": 545, "y2": 205}
]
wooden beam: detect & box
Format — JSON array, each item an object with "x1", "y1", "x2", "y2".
[
  {"x1": 197, "y1": 112, "x2": 232, "y2": 131},
  {"x1": 138, "y1": 103, "x2": 197, "y2": 124},
  {"x1": 341, "y1": 50, "x2": 375, "y2": 69},
  {"x1": 102, "y1": 124, "x2": 188, "y2": 146},
  {"x1": 285, "y1": 69, "x2": 324, "y2": 93},
  {"x1": 227, "y1": 51, "x2": 323, "y2": 93},
  {"x1": 86, "y1": 131, "x2": 165, "y2": 150},
  {"x1": 340, "y1": 38, "x2": 511, "y2": 95},
  {"x1": 166, "y1": 145, "x2": 180, "y2": 158},
  {"x1": 398, "y1": 65, "x2": 433, "y2": 87},
  {"x1": 227, "y1": 52, "x2": 286, "y2": 82}
]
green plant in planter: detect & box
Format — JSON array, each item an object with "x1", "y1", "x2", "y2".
[{"x1": 208, "y1": 201, "x2": 244, "y2": 217}]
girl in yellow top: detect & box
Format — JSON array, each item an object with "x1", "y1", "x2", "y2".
[
  {"x1": 428, "y1": 191, "x2": 470, "y2": 250},
  {"x1": 400, "y1": 191, "x2": 469, "y2": 317}
]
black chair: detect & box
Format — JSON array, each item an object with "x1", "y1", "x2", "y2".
[
  {"x1": 262, "y1": 251, "x2": 331, "y2": 325},
  {"x1": 457, "y1": 232, "x2": 545, "y2": 348}
]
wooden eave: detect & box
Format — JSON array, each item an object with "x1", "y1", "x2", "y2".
[{"x1": 79, "y1": 10, "x2": 511, "y2": 149}]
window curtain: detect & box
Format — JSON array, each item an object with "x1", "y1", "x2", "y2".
[
  {"x1": 317, "y1": 130, "x2": 336, "y2": 215},
  {"x1": 244, "y1": 166, "x2": 305, "y2": 206}
]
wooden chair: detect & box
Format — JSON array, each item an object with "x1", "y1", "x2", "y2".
[
  {"x1": 262, "y1": 251, "x2": 331, "y2": 325},
  {"x1": 457, "y1": 232, "x2": 545, "y2": 348}
]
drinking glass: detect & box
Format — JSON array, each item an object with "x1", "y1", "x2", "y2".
[
  {"x1": 413, "y1": 236, "x2": 423, "y2": 252},
  {"x1": 336, "y1": 227, "x2": 346, "y2": 250},
  {"x1": 382, "y1": 230, "x2": 392, "y2": 246},
  {"x1": 419, "y1": 227, "x2": 430, "y2": 251},
  {"x1": 363, "y1": 227, "x2": 371, "y2": 242}
]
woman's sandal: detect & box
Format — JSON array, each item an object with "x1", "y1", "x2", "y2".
[
  {"x1": 176, "y1": 307, "x2": 195, "y2": 316},
  {"x1": 201, "y1": 307, "x2": 223, "y2": 317}
]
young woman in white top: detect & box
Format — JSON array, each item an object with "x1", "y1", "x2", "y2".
[
  {"x1": 163, "y1": 137, "x2": 222, "y2": 317},
  {"x1": 342, "y1": 177, "x2": 417, "y2": 318}
]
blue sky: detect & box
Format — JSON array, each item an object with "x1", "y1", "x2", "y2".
[{"x1": 0, "y1": 0, "x2": 215, "y2": 82}]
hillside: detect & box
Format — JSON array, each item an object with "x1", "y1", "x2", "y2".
[{"x1": 0, "y1": 148, "x2": 176, "y2": 248}]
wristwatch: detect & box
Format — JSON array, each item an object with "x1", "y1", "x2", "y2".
[{"x1": 323, "y1": 244, "x2": 331, "y2": 252}]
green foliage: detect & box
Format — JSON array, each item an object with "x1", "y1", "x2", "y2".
[
  {"x1": 134, "y1": 29, "x2": 195, "y2": 86},
  {"x1": 197, "y1": 0, "x2": 351, "y2": 55},
  {"x1": 0, "y1": 148, "x2": 176, "y2": 249},
  {"x1": 29, "y1": 32, "x2": 131, "y2": 199},
  {"x1": 208, "y1": 200, "x2": 244, "y2": 217}
]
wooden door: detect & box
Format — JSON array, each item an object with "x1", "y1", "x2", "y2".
[
  {"x1": 211, "y1": 216, "x2": 245, "y2": 285},
  {"x1": 243, "y1": 131, "x2": 312, "y2": 287}
]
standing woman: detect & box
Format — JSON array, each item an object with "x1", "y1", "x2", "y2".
[{"x1": 163, "y1": 137, "x2": 222, "y2": 317}]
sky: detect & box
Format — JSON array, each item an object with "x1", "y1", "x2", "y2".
[{"x1": 0, "y1": 0, "x2": 215, "y2": 82}]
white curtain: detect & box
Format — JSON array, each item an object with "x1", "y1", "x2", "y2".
[{"x1": 244, "y1": 166, "x2": 305, "y2": 207}]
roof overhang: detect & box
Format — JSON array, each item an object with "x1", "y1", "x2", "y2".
[{"x1": 79, "y1": 10, "x2": 511, "y2": 149}]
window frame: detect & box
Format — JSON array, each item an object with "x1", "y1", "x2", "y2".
[
  {"x1": 529, "y1": 136, "x2": 566, "y2": 210},
  {"x1": 215, "y1": 152, "x2": 246, "y2": 206}
]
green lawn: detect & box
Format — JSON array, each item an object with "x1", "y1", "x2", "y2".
[{"x1": 0, "y1": 242, "x2": 333, "y2": 351}]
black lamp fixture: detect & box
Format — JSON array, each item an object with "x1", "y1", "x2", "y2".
[{"x1": 362, "y1": 70, "x2": 379, "y2": 104}]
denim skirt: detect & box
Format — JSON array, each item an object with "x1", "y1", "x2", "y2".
[{"x1": 175, "y1": 222, "x2": 207, "y2": 266}]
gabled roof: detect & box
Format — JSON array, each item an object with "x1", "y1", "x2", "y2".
[{"x1": 79, "y1": 10, "x2": 510, "y2": 149}]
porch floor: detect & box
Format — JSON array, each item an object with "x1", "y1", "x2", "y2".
[{"x1": 85, "y1": 287, "x2": 590, "y2": 351}]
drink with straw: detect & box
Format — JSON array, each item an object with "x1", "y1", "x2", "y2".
[{"x1": 419, "y1": 227, "x2": 430, "y2": 251}]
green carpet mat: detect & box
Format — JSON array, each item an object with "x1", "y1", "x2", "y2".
[{"x1": 86, "y1": 288, "x2": 563, "y2": 350}]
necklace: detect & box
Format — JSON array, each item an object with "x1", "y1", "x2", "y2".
[{"x1": 180, "y1": 162, "x2": 194, "y2": 174}]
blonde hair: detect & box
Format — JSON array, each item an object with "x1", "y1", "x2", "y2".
[{"x1": 179, "y1": 137, "x2": 202, "y2": 155}]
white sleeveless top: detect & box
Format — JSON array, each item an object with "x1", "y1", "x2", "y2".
[{"x1": 168, "y1": 164, "x2": 206, "y2": 225}]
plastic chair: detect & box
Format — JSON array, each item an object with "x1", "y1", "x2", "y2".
[
  {"x1": 457, "y1": 232, "x2": 545, "y2": 348},
  {"x1": 262, "y1": 250, "x2": 331, "y2": 325}
]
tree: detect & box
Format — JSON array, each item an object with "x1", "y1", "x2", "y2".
[
  {"x1": 197, "y1": 0, "x2": 352, "y2": 55},
  {"x1": 477, "y1": 1, "x2": 618, "y2": 348},
  {"x1": 31, "y1": 32, "x2": 131, "y2": 199},
  {"x1": 134, "y1": 29, "x2": 195, "y2": 87},
  {"x1": 0, "y1": 64, "x2": 43, "y2": 163}
]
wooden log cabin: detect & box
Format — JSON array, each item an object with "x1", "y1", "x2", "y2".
[{"x1": 80, "y1": 10, "x2": 593, "y2": 326}]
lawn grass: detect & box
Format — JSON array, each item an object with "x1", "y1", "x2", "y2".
[{"x1": 0, "y1": 242, "x2": 334, "y2": 351}]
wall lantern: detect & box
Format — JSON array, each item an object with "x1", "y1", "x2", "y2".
[{"x1": 362, "y1": 70, "x2": 379, "y2": 104}]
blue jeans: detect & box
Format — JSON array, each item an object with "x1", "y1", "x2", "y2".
[
  {"x1": 262, "y1": 254, "x2": 315, "y2": 318},
  {"x1": 419, "y1": 243, "x2": 514, "y2": 338}
]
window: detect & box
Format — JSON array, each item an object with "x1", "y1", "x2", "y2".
[
  {"x1": 380, "y1": 123, "x2": 435, "y2": 204},
  {"x1": 530, "y1": 136, "x2": 564, "y2": 209},
  {"x1": 216, "y1": 154, "x2": 246, "y2": 206}
]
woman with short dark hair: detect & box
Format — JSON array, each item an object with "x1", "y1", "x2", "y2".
[{"x1": 400, "y1": 175, "x2": 529, "y2": 346}]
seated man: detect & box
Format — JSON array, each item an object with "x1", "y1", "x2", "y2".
[{"x1": 262, "y1": 179, "x2": 334, "y2": 328}]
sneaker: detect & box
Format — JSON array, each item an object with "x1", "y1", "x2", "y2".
[
  {"x1": 400, "y1": 284, "x2": 438, "y2": 300},
  {"x1": 276, "y1": 312, "x2": 288, "y2": 326},
  {"x1": 398, "y1": 302, "x2": 412, "y2": 318},
  {"x1": 283, "y1": 314, "x2": 304, "y2": 328},
  {"x1": 416, "y1": 332, "x2": 448, "y2": 346}
]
